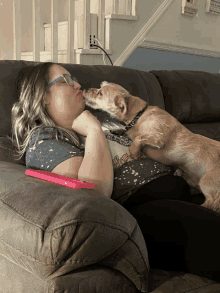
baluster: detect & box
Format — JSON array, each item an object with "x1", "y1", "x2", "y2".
[
  {"x1": 98, "y1": 0, "x2": 105, "y2": 49},
  {"x1": 51, "y1": 0, "x2": 58, "y2": 62},
  {"x1": 83, "y1": 0, "x2": 90, "y2": 49},
  {"x1": 126, "y1": 0, "x2": 132, "y2": 15},
  {"x1": 67, "y1": 0, "x2": 75, "y2": 63},
  {"x1": 113, "y1": 0, "x2": 119, "y2": 14},
  {"x1": 32, "y1": 0, "x2": 40, "y2": 61},
  {"x1": 131, "y1": 0, "x2": 136, "y2": 16},
  {"x1": 13, "y1": 0, "x2": 21, "y2": 60}
]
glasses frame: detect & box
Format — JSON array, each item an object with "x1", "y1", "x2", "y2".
[{"x1": 47, "y1": 74, "x2": 78, "y2": 89}]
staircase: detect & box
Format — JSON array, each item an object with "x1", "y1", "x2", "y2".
[{"x1": 14, "y1": 0, "x2": 139, "y2": 65}]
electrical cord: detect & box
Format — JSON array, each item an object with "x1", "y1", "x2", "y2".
[{"x1": 91, "y1": 38, "x2": 113, "y2": 66}]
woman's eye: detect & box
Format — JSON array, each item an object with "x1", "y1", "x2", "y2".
[{"x1": 72, "y1": 77, "x2": 78, "y2": 83}]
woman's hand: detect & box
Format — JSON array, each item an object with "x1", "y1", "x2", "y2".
[
  {"x1": 72, "y1": 110, "x2": 114, "y2": 198},
  {"x1": 72, "y1": 110, "x2": 102, "y2": 136}
]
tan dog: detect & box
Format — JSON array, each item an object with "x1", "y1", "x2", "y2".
[{"x1": 83, "y1": 81, "x2": 220, "y2": 212}]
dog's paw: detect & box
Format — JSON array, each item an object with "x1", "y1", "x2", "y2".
[
  {"x1": 129, "y1": 150, "x2": 141, "y2": 160},
  {"x1": 129, "y1": 149, "x2": 148, "y2": 160}
]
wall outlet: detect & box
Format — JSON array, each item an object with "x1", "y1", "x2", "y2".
[{"x1": 90, "y1": 35, "x2": 98, "y2": 48}]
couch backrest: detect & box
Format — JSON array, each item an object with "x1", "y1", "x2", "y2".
[
  {"x1": 150, "y1": 70, "x2": 220, "y2": 124},
  {"x1": 0, "y1": 60, "x2": 165, "y2": 137},
  {"x1": 1, "y1": 60, "x2": 220, "y2": 163}
]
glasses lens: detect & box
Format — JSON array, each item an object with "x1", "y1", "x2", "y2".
[{"x1": 64, "y1": 75, "x2": 78, "y2": 86}]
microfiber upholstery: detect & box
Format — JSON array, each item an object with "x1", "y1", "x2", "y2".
[
  {"x1": 150, "y1": 70, "x2": 220, "y2": 124},
  {"x1": 0, "y1": 161, "x2": 149, "y2": 292},
  {"x1": 150, "y1": 70, "x2": 220, "y2": 144}
]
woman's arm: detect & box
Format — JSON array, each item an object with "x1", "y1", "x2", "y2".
[{"x1": 78, "y1": 127, "x2": 114, "y2": 198}]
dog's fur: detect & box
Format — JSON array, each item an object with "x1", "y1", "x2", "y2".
[{"x1": 83, "y1": 81, "x2": 220, "y2": 212}]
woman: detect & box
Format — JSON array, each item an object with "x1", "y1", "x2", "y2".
[{"x1": 10, "y1": 62, "x2": 220, "y2": 283}]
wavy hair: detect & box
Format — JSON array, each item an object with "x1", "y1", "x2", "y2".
[{"x1": 8, "y1": 62, "x2": 80, "y2": 161}]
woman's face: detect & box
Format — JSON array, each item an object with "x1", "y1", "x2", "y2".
[{"x1": 44, "y1": 64, "x2": 85, "y2": 130}]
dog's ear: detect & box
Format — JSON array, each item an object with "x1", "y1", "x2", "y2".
[
  {"x1": 100, "y1": 81, "x2": 109, "y2": 87},
  {"x1": 114, "y1": 95, "x2": 129, "y2": 116}
]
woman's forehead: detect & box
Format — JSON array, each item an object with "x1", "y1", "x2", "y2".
[{"x1": 49, "y1": 64, "x2": 70, "y2": 78}]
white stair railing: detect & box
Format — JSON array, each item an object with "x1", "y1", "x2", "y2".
[
  {"x1": 32, "y1": 0, "x2": 40, "y2": 61},
  {"x1": 98, "y1": 0, "x2": 105, "y2": 50},
  {"x1": 67, "y1": 0, "x2": 76, "y2": 63},
  {"x1": 113, "y1": 0, "x2": 119, "y2": 14},
  {"x1": 13, "y1": 0, "x2": 21, "y2": 60},
  {"x1": 12, "y1": 0, "x2": 137, "y2": 62},
  {"x1": 131, "y1": 0, "x2": 136, "y2": 16},
  {"x1": 51, "y1": 0, "x2": 58, "y2": 62}
]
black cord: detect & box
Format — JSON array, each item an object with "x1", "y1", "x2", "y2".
[{"x1": 90, "y1": 44, "x2": 113, "y2": 66}]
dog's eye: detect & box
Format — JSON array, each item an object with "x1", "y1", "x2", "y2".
[{"x1": 99, "y1": 91, "x2": 103, "y2": 96}]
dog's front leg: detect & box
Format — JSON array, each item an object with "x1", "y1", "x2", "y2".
[
  {"x1": 199, "y1": 171, "x2": 220, "y2": 213},
  {"x1": 129, "y1": 137, "x2": 144, "y2": 160},
  {"x1": 129, "y1": 136, "x2": 154, "y2": 160}
]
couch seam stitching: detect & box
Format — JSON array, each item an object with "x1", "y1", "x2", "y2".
[
  {"x1": 0, "y1": 199, "x2": 134, "y2": 235},
  {"x1": 0, "y1": 236, "x2": 118, "y2": 265}
]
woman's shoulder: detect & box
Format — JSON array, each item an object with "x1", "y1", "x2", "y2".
[
  {"x1": 29, "y1": 127, "x2": 56, "y2": 145},
  {"x1": 28, "y1": 126, "x2": 80, "y2": 148}
]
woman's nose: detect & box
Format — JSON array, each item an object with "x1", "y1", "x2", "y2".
[{"x1": 74, "y1": 82, "x2": 81, "y2": 90}]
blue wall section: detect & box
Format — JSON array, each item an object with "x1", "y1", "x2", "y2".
[{"x1": 122, "y1": 47, "x2": 220, "y2": 73}]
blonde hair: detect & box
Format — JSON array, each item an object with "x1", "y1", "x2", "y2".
[{"x1": 8, "y1": 62, "x2": 80, "y2": 161}]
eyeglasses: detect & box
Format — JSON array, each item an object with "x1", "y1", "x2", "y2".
[{"x1": 47, "y1": 74, "x2": 79, "y2": 89}]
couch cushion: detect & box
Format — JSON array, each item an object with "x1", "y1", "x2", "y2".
[
  {"x1": 0, "y1": 161, "x2": 149, "y2": 292},
  {"x1": 150, "y1": 70, "x2": 220, "y2": 124}
]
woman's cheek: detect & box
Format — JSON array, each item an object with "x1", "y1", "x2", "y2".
[{"x1": 55, "y1": 96, "x2": 66, "y2": 111}]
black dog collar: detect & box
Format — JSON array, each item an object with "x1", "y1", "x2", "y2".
[{"x1": 125, "y1": 105, "x2": 148, "y2": 131}]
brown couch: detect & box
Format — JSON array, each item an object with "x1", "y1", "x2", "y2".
[{"x1": 0, "y1": 60, "x2": 220, "y2": 292}]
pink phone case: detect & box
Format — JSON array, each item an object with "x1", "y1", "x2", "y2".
[{"x1": 25, "y1": 169, "x2": 95, "y2": 189}]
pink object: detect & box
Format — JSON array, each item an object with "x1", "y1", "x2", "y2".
[{"x1": 25, "y1": 169, "x2": 95, "y2": 189}]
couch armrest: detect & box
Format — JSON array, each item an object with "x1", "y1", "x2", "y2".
[
  {"x1": 0, "y1": 162, "x2": 149, "y2": 292},
  {"x1": 48, "y1": 265, "x2": 138, "y2": 293}
]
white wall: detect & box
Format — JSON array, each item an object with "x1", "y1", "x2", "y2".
[
  {"x1": 112, "y1": 0, "x2": 220, "y2": 66},
  {"x1": 145, "y1": 0, "x2": 220, "y2": 54},
  {"x1": 1, "y1": 0, "x2": 220, "y2": 63}
]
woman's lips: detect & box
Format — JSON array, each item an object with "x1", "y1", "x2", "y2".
[{"x1": 78, "y1": 91, "x2": 86, "y2": 102}]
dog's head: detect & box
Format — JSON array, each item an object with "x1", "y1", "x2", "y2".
[{"x1": 83, "y1": 81, "x2": 131, "y2": 121}]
